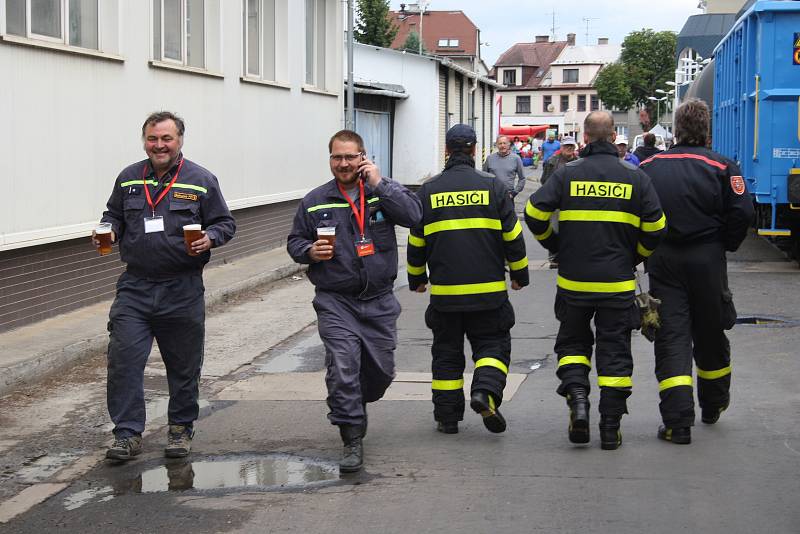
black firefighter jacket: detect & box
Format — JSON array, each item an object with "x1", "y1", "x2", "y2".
[
  {"x1": 525, "y1": 142, "x2": 666, "y2": 307},
  {"x1": 407, "y1": 152, "x2": 529, "y2": 312}
]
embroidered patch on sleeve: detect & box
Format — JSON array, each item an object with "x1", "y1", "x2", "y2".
[
  {"x1": 173, "y1": 191, "x2": 199, "y2": 201},
  {"x1": 730, "y1": 175, "x2": 746, "y2": 195}
]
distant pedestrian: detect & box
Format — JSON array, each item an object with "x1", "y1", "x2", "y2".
[
  {"x1": 633, "y1": 133, "x2": 662, "y2": 163},
  {"x1": 541, "y1": 132, "x2": 561, "y2": 163},
  {"x1": 98, "y1": 111, "x2": 236, "y2": 461},
  {"x1": 408, "y1": 124, "x2": 529, "y2": 435},
  {"x1": 615, "y1": 135, "x2": 640, "y2": 166},
  {"x1": 287, "y1": 130, "x2": 422, "y2": 473},
  {"x1": 541, "y1": 136, "x2": 579, "y2": 184},
  {"x1": 639, "y1": 99, "x2": 754, "y2": 445},
  {"x1": 525, "y1": 111, "x2": 665, "y2": 450},
  {"x1": 483, "y1": 135, "x2": 527, "y2": 198}
]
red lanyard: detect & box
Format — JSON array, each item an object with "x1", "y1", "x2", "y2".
[
  {"x1": 142, "y1": 158, "x2": 185, "y2": 216},
  {"x1": 337, "y1": 179, "x2": 366, "y2": 238}
]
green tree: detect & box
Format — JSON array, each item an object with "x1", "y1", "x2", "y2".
[
  {"x1": 399, "y1": 31, "x2": 426, "y2": 54},
  {"x1": 354, "y1": 0, "x2": 398, "y2": 47},
  {"x1": 595, "y1": 29, "x2": 677, "y2": 127}
]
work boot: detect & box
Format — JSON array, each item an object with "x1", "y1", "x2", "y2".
[
  {"x1": 436, "y1": 421, "x2": 459, "y2": 434},
  {"x1": 106, "y1": 435, "x2": 143, "y2": 461},
  {"x1": 470, "y1": 390, "x2": 506, "y2": 433},
  {"x1": 658, "y1": 425, "x2": 691, "y2": 444},
  {"x1": 165, "y1": 425, "x2": 194, "y2": 458},
  {"x1": 548, "y1": 253, "x2": 559, "y2": 269},
  {"x1": 599, "y1": 415, "x2": 622, "y2": 450},
  {"x1": 339, "y1": 424, "x2": 363, "y2": 473},
  {"x1": 701, "y1": 402, "x2": 728, "y2": 425},
  {"x1": 565, "y1": 386, "x2": 590, "y2": 444}
]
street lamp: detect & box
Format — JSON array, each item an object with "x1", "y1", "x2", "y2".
[{"x1": 647, "y1": 96, "x2": 668, "y2": 126}]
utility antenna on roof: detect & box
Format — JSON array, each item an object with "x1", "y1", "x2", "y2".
[
  {"x1": 582, "y1": 17, "x2": 598, "y2": 45},
  {"x1": 550, "y1": 11, "x2": 558, "y2": 41}
]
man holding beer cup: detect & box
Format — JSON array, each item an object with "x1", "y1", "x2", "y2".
[
  {"x1": 287, "y1": 130, "x2": 422, "y2": 473},
  {"x1": 96, "y1": 111, "x2": 235, "y2": 461}
]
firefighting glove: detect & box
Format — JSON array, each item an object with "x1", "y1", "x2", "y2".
[{"x1": 635, "y1": 291, "x2": 662, "y2": 342}]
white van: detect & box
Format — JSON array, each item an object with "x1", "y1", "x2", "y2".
[{"x1": 633, "y1": 133, "x2": 667, "y2": 151}]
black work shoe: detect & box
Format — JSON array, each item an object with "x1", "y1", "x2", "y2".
[
  {"x1": 701, "y1": 403, "x2": 728, "y2": 425},
  {"x1": 566, "y1": 386, "x2": 590, "y2": 444},
  {"x1": 470, "y1": 390, "x2": 506, "y2": 433},
  {"x1": 658, "y1": 425, "x2": 691, "y2": 444},
  {"x1": 599, "y1": 415, "x2": 622, "y2": 450},
  {"x1": 165, "y1": 425, "x2": 194, "y2": 458},
  {"x1": 106, "y1": 435, "x2": 142, "y2": 461},
  {"x1": 436, "y1": 421, "x2": 459, "y2": 434},
  {"x1": 339, "y1": 424, "x2": 364, "y2": 473}
]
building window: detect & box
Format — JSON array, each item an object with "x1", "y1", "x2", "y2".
[
  {"x1": 5, "y1": 0, "x2": 99, "y2": 49},
  {"x1": 305, "y1": 0, "x2": 327, "y2": 87},
  {"x1": 153, "y1": 0, "x2": 205, "y2": 68},
  {"x1": 591, "y1": 94, "x2": 599, "y2": 111},
  {"x1": 244, "y1": 0, "x2": 285, "y2": 81},
  {"x1": 543, "y1": 95, "x2": 552, "y2": 112},
  {"x1": 437, "y1": 38, "x2": 459, "y2": 47},
  {"x1": 560, "y1": 95, "x2": 569, "y2": 112},
  {"x1": 563, "y1": 68, "x2": 579, "y2": 83},
  {"x1": 516, "y1": 95, "x2": 530, "y2": 114},
  {"x1": 577, "y1": 94, "x2": 586, "y2": 112},
  {"x1": 503, "y1": 69, "x2": 516, "y2": 86}
]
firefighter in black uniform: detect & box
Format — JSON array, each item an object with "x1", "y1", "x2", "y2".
[
  {"x1": 639, "y1": 99, "x2": 754, "y2": 444},
  {"x1": 408, "y1": 124, "x2": 529, "y2": 434},
  {"x1": 525, "y1": 111, "x2": 665, "y2": 450}
]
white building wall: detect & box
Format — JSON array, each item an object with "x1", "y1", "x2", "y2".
[
  {"x1": 0, "y1": 0, "x2": 343, "y2": 251},
  {"x1": 353, "y1": 45, "x2": 441, "y2": 185}
]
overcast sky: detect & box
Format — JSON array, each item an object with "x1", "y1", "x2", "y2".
[{"x1": 388, "y1": 1, "x2": 703, "y2": 66}]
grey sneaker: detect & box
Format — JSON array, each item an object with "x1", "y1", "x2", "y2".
[
  {"x1": 106, "y1": 435, "x2": 143, "y2": 461},
  {"x1": 165, "y1": 425, "x2": 194, "y2": 458}
]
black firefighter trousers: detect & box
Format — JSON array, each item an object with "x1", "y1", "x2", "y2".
[
  {"x1": 425, "y1": 300, "x2": 515, "y2": 423},
  {"x1": 648, "y1": 241, "x2": 737, "y2": 428},
  {"x1": 554, "y1": 295, "x2": 640, "y2": 417}
]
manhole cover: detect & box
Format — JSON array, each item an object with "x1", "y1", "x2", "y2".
[{"x1": 735, "y1": 315, "x2": 799, "y2": 327}]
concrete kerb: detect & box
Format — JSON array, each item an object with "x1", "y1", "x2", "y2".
[{"x1": 0, "y1": 254, "x2": 306, "y2": 398}]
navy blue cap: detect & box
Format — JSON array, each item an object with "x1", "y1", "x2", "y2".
[{"x1": 446, "y1": 123, "x2": 477, "y2": 148}]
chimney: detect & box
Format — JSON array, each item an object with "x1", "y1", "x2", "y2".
[
  {"x1": 535, "y1": 35, "x2": 549, "y2": 43},
  {"x1": 567, "y1": 33, "x2": 576, "y2": 46},
  {"x1": 400, "y1": 3, "x2": 406, "y2": 12},
  {"x1": 598, "y1": 37, "x2": 609, "y2": 45}
]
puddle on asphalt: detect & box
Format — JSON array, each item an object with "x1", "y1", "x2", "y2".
[
  {"x1": 63, "y1": 454, "x2": 340, "y2": 510},
  {"x1": 254, "y1": 333, "x2": 324, "y2": 373},
  {"x1": 17, "y1": 451, "x2": 83, "y2": 483}
]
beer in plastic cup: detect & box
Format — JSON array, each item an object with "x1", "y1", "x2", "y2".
[
  {"x1": 95, "y1": 222, "x2": 113, "y2": 256},
  {"x1": 317, "y1": 226, "x2": 337, "y2": 259},
  {"x1": 183, "y1": 224, "x2": 203, "y2": 256}
]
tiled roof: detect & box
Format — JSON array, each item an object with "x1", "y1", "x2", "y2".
[
  {"x1": 389, "y1": 10, "x2": 478, "y2": 57},
  {"x1": 493, "y1": 41, "x2": 568, "y2": 89}
]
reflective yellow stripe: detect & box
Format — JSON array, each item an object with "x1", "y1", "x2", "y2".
[
  {"x1": 525, "y1": 201, "x2": 552, "y2": 221},
  {"x1": 407, "y1": 263, "x2": 426, "y2": 276},
  {"x1": 120, "y1": 179, "x2": 158, "y2": 187},
  {"x1": 559, "y1": 210, "x2": 640, "y2": 227},
  {"x1": 558, "y1": 355, "x2": 591, "y2": 368},
  {"x1": 503, "y1": 220, "x2": 523, "y2": 241},
  {"x1": 432, "y1": 378, "x2": 464, "y2": 390},
  {"x1": 637, "y1": 242, "x2": 654, "y2": 257},
  {"x1": 598, "y1": 376, "x2": 633, "y2": 388},
  {"x1": 430, "y1": 280, "x2": 507, "y2": 295},
  {"x1": 534, "y1": 224, "x2": 553, "y2": 241},
  {"x1": 659, "y1": 375, "x2": 693, "y2": 392},
  {"x1": 307, "y1": 198, "x2": 380, "y2": 212},
  {"x1": 641, "y1": 213, "x2": 666, "y2": 232},
  {"x1": 697, "y1": 366, "x2": 731, "y2": 380},
  {"x1": 424, "y1": 217, "x2": 502, "y2": 236},
  {"x1": 557, "y1": 275, "x2": 636, "y2": 293},
  {"x1": 475, "y1": 357, "x2": 509, "y2": 375},
  {"x1": 172, "y1": 183, "x2": 208, "y2": 194},
  {"x1": 507, "y1": 256, "x2": 529, "y2": 271},
  {"x1": 408, "y1": 234, "x2": 426, "y2": 247}
]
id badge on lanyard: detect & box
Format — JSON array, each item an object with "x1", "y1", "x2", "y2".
[
  {"x1": 142, "y1": 159, "x2": 185, "y2": 234},
  {"x1": 338, "y1": 180, "x2": 375, "y2": 257}
]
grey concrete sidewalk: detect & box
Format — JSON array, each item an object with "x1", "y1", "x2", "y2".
[{"x1": 0, "y1": 247, "x2": 303, "y2": 396}]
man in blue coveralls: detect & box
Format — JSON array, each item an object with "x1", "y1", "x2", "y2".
[
  {"x1": 97, "y1": 111, "x2": 236, "y2": 461},
  {"x1": 287, "y1": 130, "x2": 422, "y2": 473}
]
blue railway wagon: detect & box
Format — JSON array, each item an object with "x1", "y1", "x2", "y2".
[{"x1": 713, "y1": 0, "x2": 800, "y2": 254}]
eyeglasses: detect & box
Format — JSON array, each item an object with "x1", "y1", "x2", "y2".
[{"x1": 329, "y1": 153, "x2": 363, "y2": 163}]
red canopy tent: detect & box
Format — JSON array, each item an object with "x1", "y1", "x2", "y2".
[{"x1": 498, "y1": 125, "x2": 550, "y2": 139}]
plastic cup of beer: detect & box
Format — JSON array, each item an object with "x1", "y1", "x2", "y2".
[
  {"x1": 95, "y1": 222, "x2": 113, "y2": 256},
  {"x1": 183, "y1": 224, "x2": 203, "y2": 256},
  {"x1": 317, "y1": 226, "x2": 337, "y2": 260}
]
